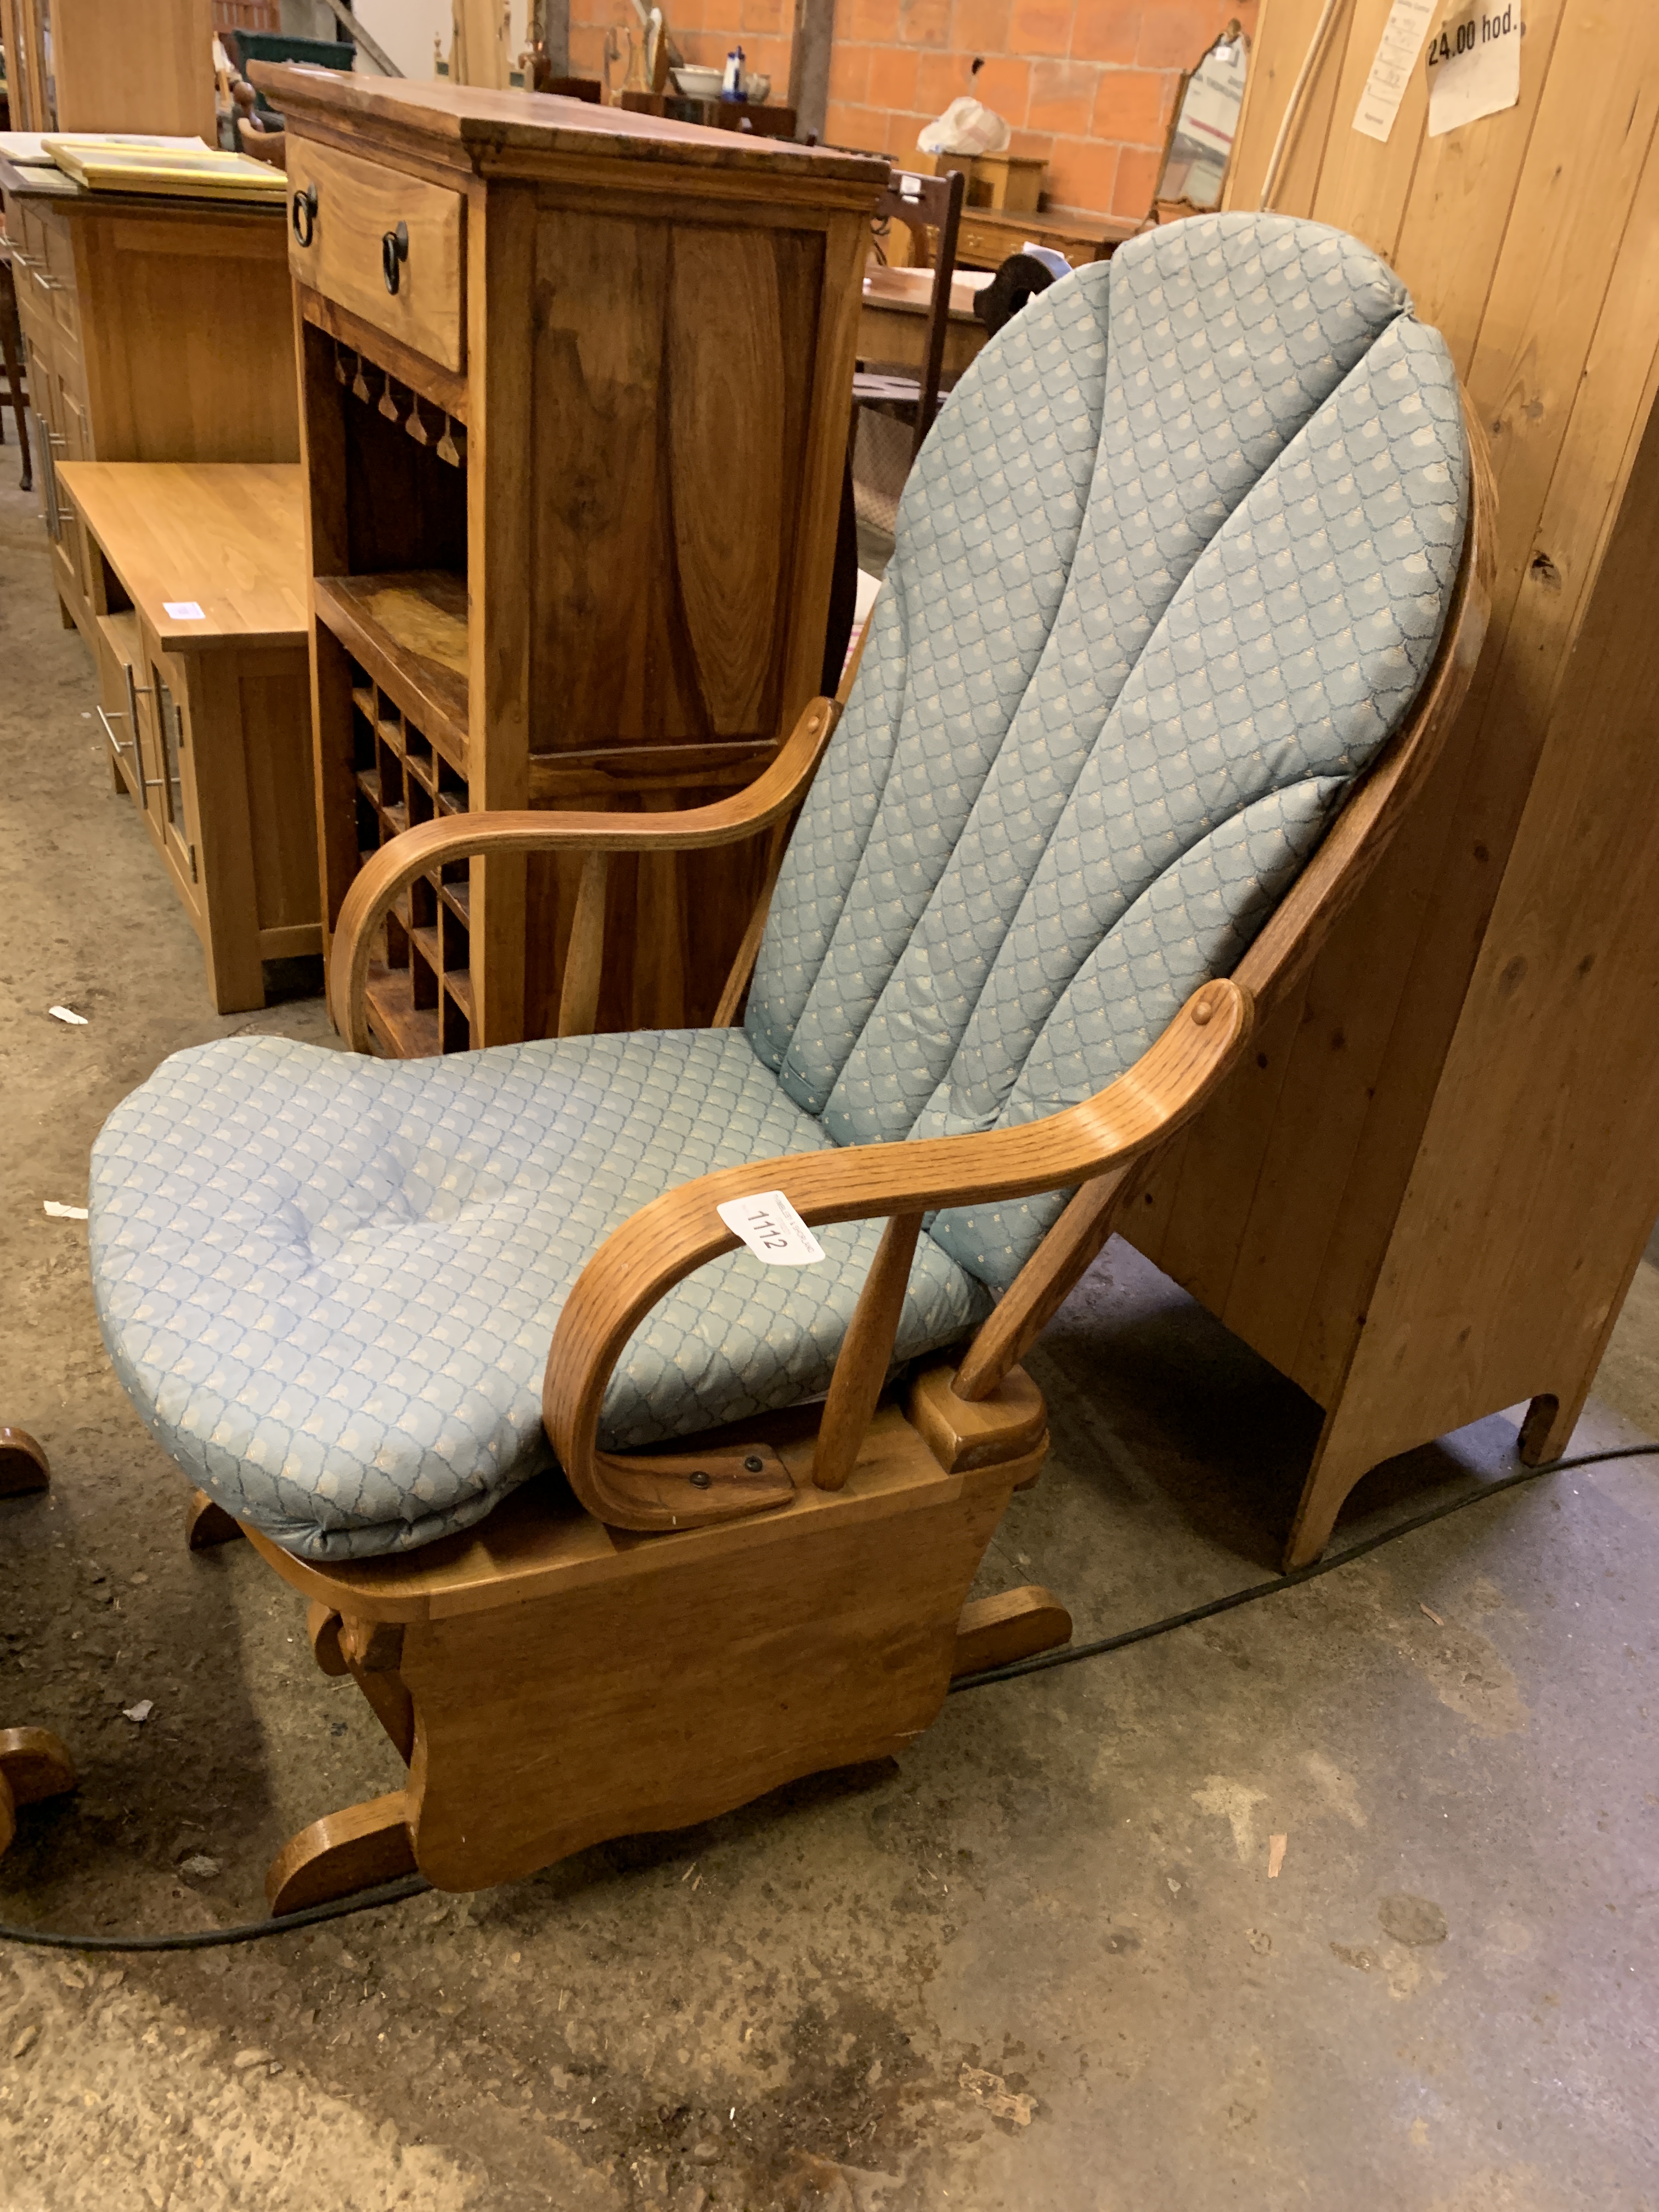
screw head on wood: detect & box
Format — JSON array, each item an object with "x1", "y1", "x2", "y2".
[
  {"x1": 688, "y1": 1469, "x2": 712, "y2": 1489},
  {"x1": 743, "y1": 1455, "x2": 764, "y2": 1473}
]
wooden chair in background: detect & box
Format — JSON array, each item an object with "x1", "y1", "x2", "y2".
[{"x1": 853, "y1": 165, "x2": 966, "y2": 467}]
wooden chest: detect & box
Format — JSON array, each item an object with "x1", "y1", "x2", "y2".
[{"x1": 256, "y1": 67, "x2": 888, "y2": 1055}]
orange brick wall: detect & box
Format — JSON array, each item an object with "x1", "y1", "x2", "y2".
[
  {"x1": 827, "y1": 0, "x2": 1258, "y2": 218},
  {"x1": 569, "y1": 1, "x2": 798, "y2": 108},
  {"x1": 568, "y1": 2, "x2": 1256, "y2": 223}
]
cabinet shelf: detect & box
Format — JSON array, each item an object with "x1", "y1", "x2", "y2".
[
  {"x1": 364, "y1": 963, "x2": 442, "y2": 1059},
  {"x1": 316, "y1": 570, "x2": 469, "y2": 768}
]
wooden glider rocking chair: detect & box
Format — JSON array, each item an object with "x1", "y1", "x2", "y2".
[{"x1": 86, "y1": 216, "x2": 1493, "y2": 1910}]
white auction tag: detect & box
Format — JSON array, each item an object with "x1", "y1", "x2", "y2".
[
  {"x1": 716, "y1": 1189, "x2": 826, "y2": 1266},
  {"x1": 1353, "y1": 0, "x2": 1437, "y2": 142},
  {"x1": 163, "y1": 600, "x2": 205, "y2": 620},
  {"x1": 1426, "y1": 2, "x2": 1521, "y2": 137}
]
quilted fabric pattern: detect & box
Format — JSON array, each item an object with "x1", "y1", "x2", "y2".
[
  {"x1": 751, "y1": 216, "x2": 1412, "y2": 1134},
  {"x1": 752, "y1": 216, "x2": 1466, "y2": 1289},
  {"x1": 746, "y1": 267, "x2": 1115, "y2": 1096},
  {"x1": 88, "y1": 211, "x2": 1469, "y2": 1561},
  {"x1": 89, "y1": 1032, "x2": 986, "y2": 1560}
]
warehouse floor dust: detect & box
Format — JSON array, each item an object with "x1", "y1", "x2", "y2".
[{"x1": 3, "y1": 476, "x2": 1656, "y2": 2211}]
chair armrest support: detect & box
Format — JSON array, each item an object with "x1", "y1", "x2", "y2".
[
  {"x1": 328, "y1": 697, "x2": 840, "y2": 1049},
  {"x1": 541, "y1": 978, "x2": 1253, "y2": 1531}
]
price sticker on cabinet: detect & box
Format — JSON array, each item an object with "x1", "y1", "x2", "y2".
[
  {"x1": 163, "y1": 600, "x2": 206, "y2": 620},
  {"x1": 1426, "y1": 3, "x2": 1521, "y2": 137},
  {"x1": 717, "y1": 1189, "x2": 826, "y2": 1266}
]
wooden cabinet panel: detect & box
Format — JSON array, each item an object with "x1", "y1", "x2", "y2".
[
  {"x1": 2, "y1": 169, "x2": 301, "y2": 646},
  {"x1": 73, "y1": 211, "x2": 298, "y2": 465},
  {"x1": 526, "y1": 209, "x2": 822, "y2": 751},
  {"x1": 286, "y1": 138, "x2": 465, "y2": 375}
]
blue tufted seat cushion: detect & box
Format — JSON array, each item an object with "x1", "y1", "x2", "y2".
[
  {"x1": 89, "y1": 1029, "x2": 989, "y2": 1559},
  {"x1": 88, "y1": 213, "x2": 1469, "y2": 1560}
]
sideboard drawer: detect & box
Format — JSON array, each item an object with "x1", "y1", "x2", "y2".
[{"x1": 286, "y1": 138, "x2": 465, "y2": 373}]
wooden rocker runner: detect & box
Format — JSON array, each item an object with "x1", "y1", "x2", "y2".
[
  {"x1": 87, "y1": 216, "x2": 1493, "y2": 1909},
  {"x1": 1, "y1": 1430, "x2": 78, "y2": 1861}
]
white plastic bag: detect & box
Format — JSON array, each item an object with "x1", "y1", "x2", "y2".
[{"x1": 917, "y1": 97, "x2": 1011, "y2": 157}]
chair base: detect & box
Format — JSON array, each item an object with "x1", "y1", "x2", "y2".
[
  {"x1": 230, "y1": 1362, "x2": 1067, "y2": 1905},
  {"x1": 0, "y1": 1728, "x2": 78, "y2": 1859},
  {"x1": 0, "y1": 1427, "x2": 50, "y2": 1497}
]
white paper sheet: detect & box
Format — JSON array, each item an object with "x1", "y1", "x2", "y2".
[
  {"x1": 1426, "y1": 2, "x2": 1522, "y2": 137},
  {"x1": 1353, "y1": 0, "x2": 1438, "y2": 142}
]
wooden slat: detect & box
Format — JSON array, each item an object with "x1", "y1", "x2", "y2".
[
  {"x1": 364, "y1": 964, "x2": 442, "y2": 1058},
  {"x1": 1230, "y1": 0, "x2": 1365, "y2": 217},
  {"x1": 1387, "y1": 0, "x2": 1571, "y2": 376},
  {"x1": 1308, "y1": 0, "x2": 1429, "y2": 259},
  {"x1": 314, "y1": 570, "x2": 470, "y2": 766}
]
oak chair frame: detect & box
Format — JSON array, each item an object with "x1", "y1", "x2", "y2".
[{"x1": 191, "y1": 396, "x2": 1493, "y2": 1911}]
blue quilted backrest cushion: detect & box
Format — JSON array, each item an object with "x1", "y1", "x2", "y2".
[{"x1": 747, "y1": 212, "x2": 1469, "y2": 1293}]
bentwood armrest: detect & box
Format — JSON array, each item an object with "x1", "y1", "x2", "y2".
[
  {"x1": 328, "y1": 697, "x2": 841, "y2": 1046},
  {"x1": 542, "y1": 978, "x2": 1254, "y2": 1531}
]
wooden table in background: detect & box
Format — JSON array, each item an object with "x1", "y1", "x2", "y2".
[{"x1": 857, "y1": 265, "x2": 994, "y2": 376}]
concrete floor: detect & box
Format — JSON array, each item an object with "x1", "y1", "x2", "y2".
[{"x1": 2, "y1": 470, "x2": 1657, "y2": 2212}]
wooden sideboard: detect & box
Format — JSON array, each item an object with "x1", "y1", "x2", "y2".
[
  {"x1": 0, "y1": 155, "x2": 299, "y2": 644},
  {"x1": 0, "y1": 0, "x2": 216, "y2": 138},
  {"x1": 57, "y1": 461, "x2": 319, "y2": 1012},
  {"x1": 254, "y1": 66, "x2": 887, "y2": 1054}
]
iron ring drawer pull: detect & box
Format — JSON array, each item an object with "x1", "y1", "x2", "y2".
[
  {"x1": 292, "y1": 184, "x2": 318, "y2": 247},
  {"x1": 382, "y1": 221, "x2": 408, "y2": 295}
]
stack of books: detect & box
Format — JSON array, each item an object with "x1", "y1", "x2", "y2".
[{"x1": 43, "y1": 137, "x2": 285, "y2": 200}]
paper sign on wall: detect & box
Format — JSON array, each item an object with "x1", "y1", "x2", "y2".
[
  {"x1": 716, "y1": 1189, "x2": 826, "y2": 1266},
  {"x1": 1426, "y1": 4, "x2": 1521, "y2": 137},
  {"x1": 1353, "y1": 0, "x2": 1437, "y2": 142}
]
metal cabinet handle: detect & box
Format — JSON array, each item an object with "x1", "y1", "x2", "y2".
[
  {"x1": 99, "y1": 700, "x2": 163, "y2": 788},
  {"x1": 95, "y1": 702, "x2": 130, "y2": 757},
  {"x1": 382, "y1": 221, "x2": 408, "y2": 295},
  {"x1": 292, "y1": 183, "x2": 318, "y2": 247},
  {"x1": 122, "y1": 661, "x2": 154, "y2": 737}
]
